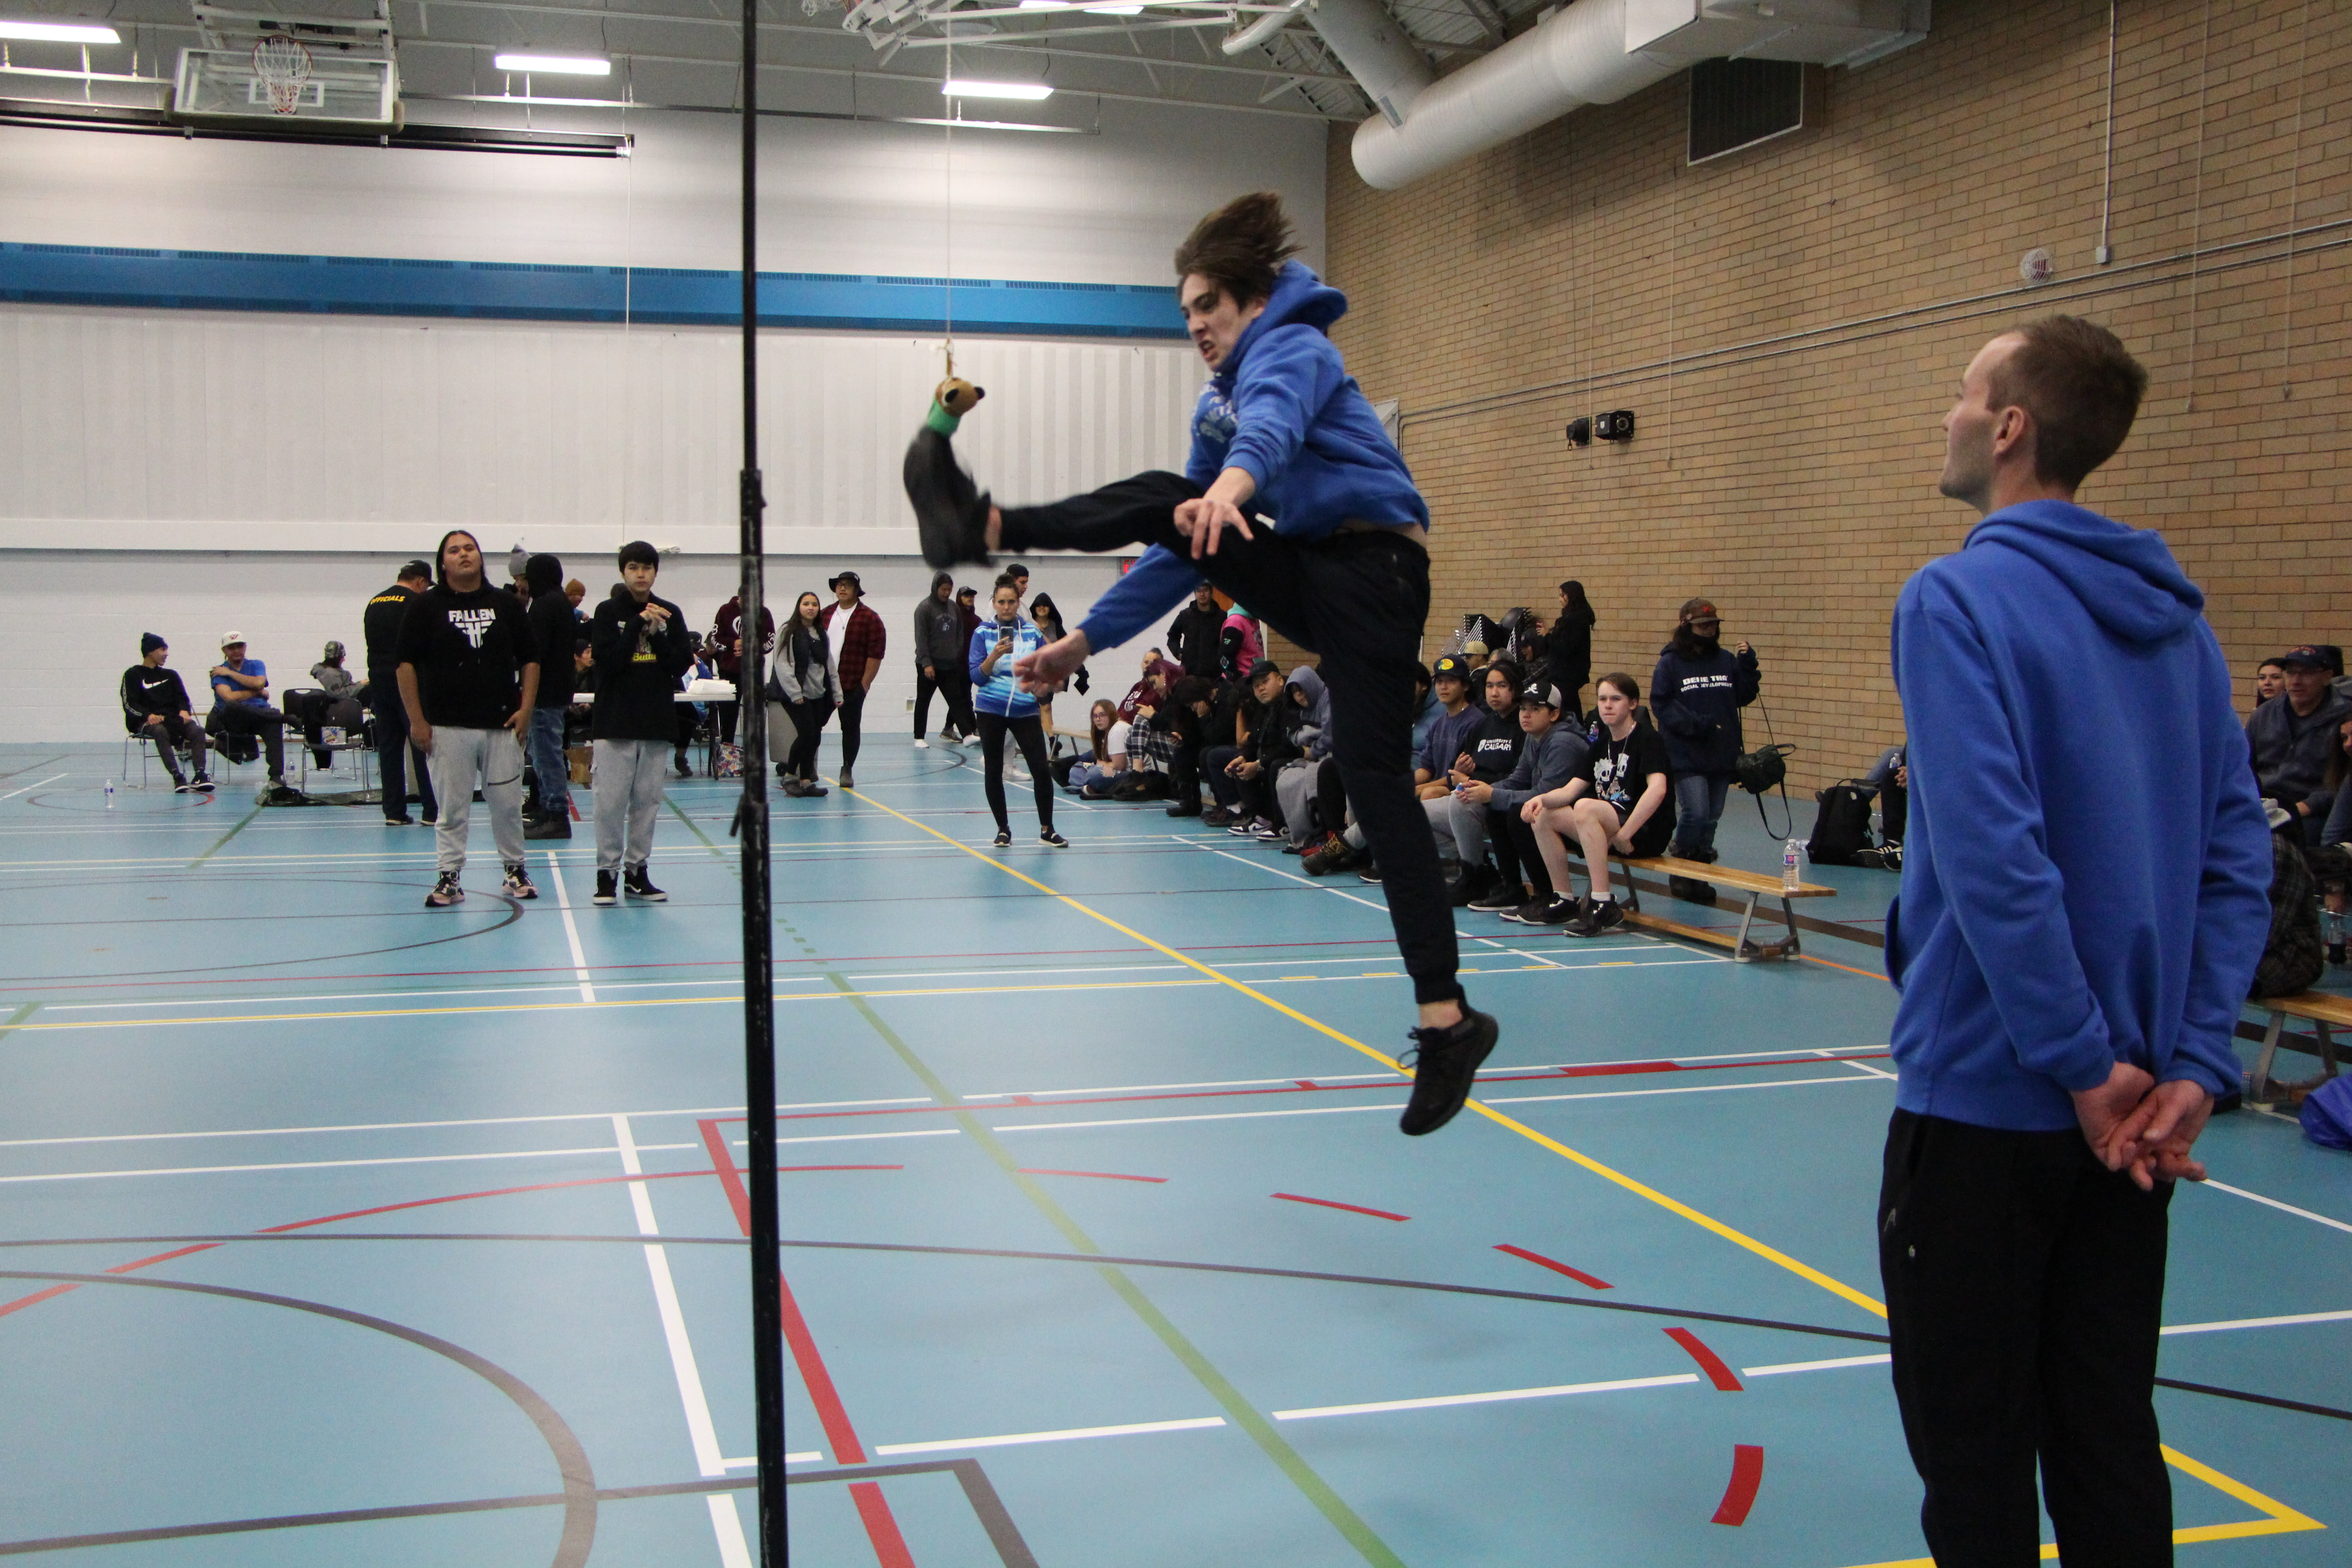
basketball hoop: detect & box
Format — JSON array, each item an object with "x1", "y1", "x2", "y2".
[{"x1": 252, "y1": 34, "x2": 312, "y2": 114}]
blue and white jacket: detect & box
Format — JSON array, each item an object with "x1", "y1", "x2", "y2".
[{"x1": 970, "y1": 616, "x2": 1046, "y2": 719}]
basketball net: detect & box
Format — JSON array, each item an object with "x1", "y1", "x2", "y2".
[{"x1": 253, "y1": 34, "x2": 312, "y2": 115}]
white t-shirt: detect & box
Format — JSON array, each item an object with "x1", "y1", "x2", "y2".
[
  {"x1": 1105, "y1": 720, "x2": 1131, "y2": 761},
  {"x1": 826, "y1": 607, "x2": 852, "y2": 679}
]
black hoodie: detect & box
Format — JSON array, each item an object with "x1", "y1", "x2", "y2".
[
  {"x1": 525, "y1": 554, "x2": 577, "y2": 707},
  {"x1": 590, "y1": 586, "x2": 695, "y2": 740}
]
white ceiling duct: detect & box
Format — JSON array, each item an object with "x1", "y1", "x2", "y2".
[
  {"x1": 1347, "y1": 0, "x2": 1928, "y2": 190},
  {"x1": 1303, "y1": 0, "x2": 1434, "y2": 126}
]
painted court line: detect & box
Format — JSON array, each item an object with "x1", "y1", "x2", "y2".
[
  {"x1": 0, "y1": 1145, "x2": 635, "y2": 1185},
  {"x1": 874, "y1": 1417, "x2": 1226, "y2": 1456},
  {"x1": 549, "y1": 855, "x2": 597, "y2": 1005},
  {"x1": 1744, "y1": 1354, "x2": 1891, "y2": 1377},
  {"x1": 2200, "y1": 1178, "x2": 2352, "y2": 1236},
  {"x1": 0, "y1": 774, "x2": 68, "y2": 804},
  {"x1": 1274, "y1": 1373, "x2": 1701, "y2": 1421},
  {"x1": 613, "y1": 1115, "x2": 728, "y2": 1481}
]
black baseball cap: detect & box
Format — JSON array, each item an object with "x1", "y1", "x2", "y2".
[
  {"x1": 1246, "y1": 658, "x2": 1281, "y2": 682},
  {"x1": 1431, "y1": 655, "x2": 1470, "y2": 682},
  {"x1": 2278, "y1": 645, "x2": 2328, "y2": 668},
  {"x1": 398, "y1": 559, "x2": 433, "y2": 580},
  {"x1": 1519, "y1": 680, "x2": 1562, "y2": 710}
]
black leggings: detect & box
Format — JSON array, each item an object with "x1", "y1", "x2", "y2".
[
  {"x1": 784, "y1": 698, "x2": 832, "y2": 779},
  {"x1": 976, "y1": 710, "x2": 1054, "y2": 833},
  {"x1": 838, "y1": 686, "x2": 868, "y2": 772},
  {"x1": 1001, "y1": 476, "x2": 1457, "y2": 1004}
]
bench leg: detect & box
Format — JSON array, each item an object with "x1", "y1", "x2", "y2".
[
  {"x1": 2249, "y1": 1011, "x2": 2286, "y2": 1100},
  {"x1": 1732, "y1": 893, "x2": 1759, "y2": 962},
  {"x1": 1612, "y1": 856, "x2": 1640, "y2": 914},
  {"x1": 1779, "y1": 897, "x2": 1802, "y2": 957},
  {"x1": 2319, "y1": 1020, "x2": 2340, "y2": 1082}
]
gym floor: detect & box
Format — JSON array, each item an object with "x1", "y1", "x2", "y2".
[{"x1": 0, "y1": 733, "x2": 2343, "y2": 1567}]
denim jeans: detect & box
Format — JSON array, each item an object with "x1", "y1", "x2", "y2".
[
  {"x1": 527, "y1": 706, "x2": 570, "y2": 817},
  {"x1": 1671, "y1": 771, "x2": 1732, "y2": 857}
]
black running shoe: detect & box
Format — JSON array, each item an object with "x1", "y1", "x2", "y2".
[
  {"x1": 838, "y1": 770, "x2": 853, "y2": 791},
  {"x1": 1503, "y1": 896, "x2": 1576, "y2": 925},
  {"x1": 1168, "y1": 799, "x2": 1205, "y2": 819},
  {"x1": 265, "y1": 782, "x2": 304, "y2": 806},
  {"x1": 191, "y1": 774, "x2": 216, "y2": 793},
  {"x1": 624, "y1": 867, "x2": 667, "y2": 902},
  {"x1": 1467, "y1": 881, "x2": 1524, "y2": 912},
  {"x1": 502, "y1": 863, "x2": 539, "y2": 900},
  {"x1": 800, "y1": 780, "x2": 829, "y2": 798},
  {"x1": 1357, "y1": 862, "x2": 1383, "y2": 884},
  {"x1": 993, "y1": 828, "x2": 1012, "y2": 847},
  {"x1": 1398, "y1": 1004, "x2": 1500, "y2": 1137},
  {"x1": 904, "y1": 428, "x2": 993, "y2": 568},
  {"x1": 593, "y1": 870, "x2": 618, "y2": 906},
  {"x1": 1667, "y1": 874, "x2": 1717, "y2": 906},
  {"x1": 1040, "y1": 828, "x2": 1069, "y2": 848},
  {"x1": 426, "y1": 872, "x2": 464, "y2": 908},
  {"x1": 1565, "y1": 898, "x2": 1627, "y2": 938},
  {"x1": 524, "y1": 814, "x2": 571, "y2": 840},
  {"x1": 172, "y1": 779, "x2": 198, "y2": 794}
]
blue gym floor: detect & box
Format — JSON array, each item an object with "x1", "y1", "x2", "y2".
[{"x1": 0, "y1": 735, "x2": 2344, "y2": 1567}]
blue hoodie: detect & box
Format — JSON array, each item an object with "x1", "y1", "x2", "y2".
[
  {"x1": 1078, "y1": 262, "x2": 1427, "y2": 652},
  {"x1": 1886, "y1": 500, "x2": 2271, "y2": 1131}
]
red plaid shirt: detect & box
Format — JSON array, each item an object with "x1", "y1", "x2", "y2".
[{"x1": 819, "y1": 600, "x2": 888, "y2": 685}]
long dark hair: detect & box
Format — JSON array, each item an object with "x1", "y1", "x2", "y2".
[
  {"x1": 787, "y1": 591, "x2": 825, "y2": 678},
  {"x1": 1481, "y1": 659, "x2": 1524, "y2": 711},
  {"x1": 1174, "y1": 191, "x2": 1301, "y2": 308},
  {"x1": 1559, "y1": 579, "x2": 1595, "y2": 626},
  {"x1": 435, "y1": 529, "x2": 481, "y2": 586},
  {"x1": 1666, "y1": 597, "x2": 1720, "y2": 660},
  {"x1": 1029, "y1": 593, "x2": 1064, "y2": 639}
]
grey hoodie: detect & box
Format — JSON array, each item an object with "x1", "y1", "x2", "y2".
[
  {"x1": 912, "y1": 573, "x2": 965, "y2": 671},
  {"x1": 1489, "y1": 719, "x2": 1589, "y2": 813}
]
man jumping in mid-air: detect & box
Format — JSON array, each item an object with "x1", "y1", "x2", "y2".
[{"x1": 905, "y1": 191, "x2": 1497, "y2": 1137}]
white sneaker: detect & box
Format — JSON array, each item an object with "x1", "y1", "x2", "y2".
[{"x1": 914, "y1": 738, "x2": 930, "y2": 749}]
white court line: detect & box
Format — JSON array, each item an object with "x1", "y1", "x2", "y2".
[
  {"x1": 549, "y1": 854, "x2": 597, "y2": 1004},
  {"x1": 0, "y1": 1100, "x2": 849, "y2": 1150},
  {"x1": 874, "y1": 1416, "x2": 1227, "y2": 1456},
  {"x1": 40, "y1": 978, "x2": 756, "y2": 1014},
  {"x1": 1744, "y1": 1354, "x2": 1891, "y2": 1377},
  {"x1": 780, "y1": 1128, "x2": 962, "y2": 1147},
  {"x1": 994, "y1": 1102, "x2": 1405, "y2": 1134},
  {"x1": 2161, "y1": 1308, "x2": 2352, "y2": 1335},
  {"x1": 706, "y1": 1497, "x2": 754, "y2": 1568},
  {"x1": 724, "y1": 1455, "x2": 825, "y2": 1467},
  {"x1": 2200, "y1": 1178, "x2": 2352, "y2": 1236},
  {"x1": 0, "y1": 1144, "x2": 627, "y2": 1184},
  {"x1": 0, "y1": 774, "x2": 69, "y2": 804},
  {"x1": 613, "y1": 1115, "x2": 728, "y2": 1480},
  {"x1": 1275, "y1": 1373, "x2": 1700, "y2": 1421}
]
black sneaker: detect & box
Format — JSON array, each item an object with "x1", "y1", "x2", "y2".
[
  {"x1": 524, "y1": 814, "x2": 571, "y2": 840},
  {"x1": 502, "y1": 863, "x2": 539, "y2": 900},
  {"x1": 624, "y1": 867, "x2": 667, "y2": 902},
  {"x1": 419, "y1": 813, "x2": 439, "y2": 827},
  {"x1": 903, "y1": 427, "x2": 993, "y2": 568},
  {"x1": 674, "y1": 753, "x2": 693, "y2": 777},
  {"x1": 1503, "y1": 896, "x2": 1575, "y2": 925},
  {"x1": 1357, "y1": 862, "x2": 1383, "y2": 884},
  {"x1": 993, "y1": 828, "x2": 1012, "y2": 847},
  {"x1": 1398, "y1": 1004, "x2": 1500, "y2": 1137},
  {"x1": 1468, "y1": 881, "x2": 1524, "y2": 912},
  {"x1": 172, "y1": 779, "x2": 198, "y2": 794},
  {"x1": 383, "y1": 813, "x2": 414, "y2": 826},
  {"x1": 838, "y1": 771, "x2": 854, "y2": 791},
  {"x1": 1666, "y1": 874, "x2": 1717, "y2": 905},
  {"x1": 593, "y1": 870, "x2": 618, "y2": 906},
  {"x1": 800, "y1": 780, "x2": 829, "y2": 798},
  {"x1": 265, "y1": 782, "x2": 304, "y2": 805},
  {"x1": 1168, "y1": 798, "x2": 1205, "y2": 819},
  {"x1": 191, "y1": 774, "x2": 216, "y2": 793},
  {"x1": 1249, "y1": 820, "x2": 1285, "y2": 842},
  {"x1": 426, "y1": 872, "x2": 464, "y2": 908},
  {"x1": 1040, "y1": 828, "x2": 1069, "y2": 848},
  {"x1": 1565, "y1": 898, "x2": 1627, "y2": 938}
]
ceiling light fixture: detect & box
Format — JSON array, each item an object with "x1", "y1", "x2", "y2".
[
  {"x1": 0, "y1": 19, "x2": 120, "y2": 42},
  {"x1": 492, "y1": 52, "x2": 612, "y2": 75},
  {"x1": 941, "y1": 77, "x2": 1052, "y2": 98},
  {"x1": 1085, "y1": 4, "x2": 1145, "y2": 12}
]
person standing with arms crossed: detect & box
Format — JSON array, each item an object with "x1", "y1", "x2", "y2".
[
  {"x1": 1880, "y1": 316, "x2": 2270, "y2": 1567},
  {"x1": 904, "y1": 190, "x2": 1494, "y2": 1136},
  {"x1": 396, "y1": 529, "x2": 541, "y2": 908},
  {"x1": 587, "y1": 542, "x2": 695, "y2": 905}
]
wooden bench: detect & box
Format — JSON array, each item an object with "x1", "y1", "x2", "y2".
[
  {"x1": 1603, "y1": 853, "x2": 1837, "y2": 962},
  {"x1": 2245, "y1": 990, "x2": 2348, "y2": 1101}
]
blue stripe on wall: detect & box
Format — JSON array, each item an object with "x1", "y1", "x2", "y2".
[{"x1": 0, "y1": 242, "x2": 1189, "y2": 338}]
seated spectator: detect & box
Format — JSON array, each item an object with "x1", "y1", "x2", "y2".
[
  {"x1": 2248, "y1": 644, "x2": 2352, "y2": 845},
  {"x1": 1272, "y1": 666, "x2": 1333, "y2": 849},
  {"x1": 1426, "y1": 660, "x2": 1528, "y2": 903},
  {"x1": 1522, "y1": 672, "x2": 1676, "y2": 935},
  {"x1": 122, "y1": 634, "x2": 211, "y2": 793},
  {"x1": 1142, "y1": 675, "x2": 1216, "y2": 813},
  {"x1": 1466, "y1": 679, "x2": 1590, "y2": 918},
  {"x1": 1407, "y1": 662, "x2": 1439, "y2": 758},
  {"x1": 565, "y1": 578, "x2": 588, "y2": 616},
  {"x1": 208, "y1": 631, "x2": 296, "y2": 799},
  {"x1": 2254, "y1": 659, "x2": 2286, "y2": 709},
  {"x1": 1064, "y1": 699, "x2": 1130, "y2": 796},
  {"x1": 1204, "y1": 661, "x2": 1293, "y2": 833},
  {"x1": 1413, "y1": 656, "x2": 1482, "y2": 801},
  {"x1": 1855, "y1": 744, "x2": 1908, "y2": 865},
  {"x1": 295, "y1": 639, "x2": 367, "y2": 770}
]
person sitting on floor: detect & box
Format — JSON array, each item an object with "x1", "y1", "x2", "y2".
[
  {"x1": 1469, "y1": 679, "x2": 1591, "y2": 920},
  {"x1": 123, "y1": 633, "x2": 211, "y2": 793},
  {"x1": 1272, "y1": 665, "x2": 1333, "y2": 851},
  {"x1": 208, "y1": 631, "x2": 298, "y2": 802},
  {"x1": 1522, "y1": 671, "x2": 1676, "y2": 935},
  {"x1": 1064, "y1": 699, "x2": 1131, "y2": 797},
  {"x1": 1205, "y1": 660, "x2": 1293, "y2": 833},
  {"x1": 1145, "y1": 675, "x2": 1219, "y2": 814}
]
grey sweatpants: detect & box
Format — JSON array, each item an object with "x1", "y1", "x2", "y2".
[
  {"x1": 428, "y1": 725, "x2": 526, "y2": 874},
  {"x1": 594, "y1": 737, "x2": 670, "y2": 872},
  {"x1": 1275, "y1": 759, "x2": 1323, "y2": 846},
  {"x1": 1426, "y1": 793, "x2": 1488, "y2": 867}
]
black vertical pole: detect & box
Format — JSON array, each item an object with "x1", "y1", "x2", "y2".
[{"x1": 736, "y1": 0, "x2": 786, "y2": 1559}]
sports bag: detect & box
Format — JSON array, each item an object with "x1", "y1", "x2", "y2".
[
  {"x1": 1808, "y1": 781, "x2": 1874, "y2": 866},
  {"x1": 2300, "y1": 1075, "x2": 2352, "y2": 1151}
]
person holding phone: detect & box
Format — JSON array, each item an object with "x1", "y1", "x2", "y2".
[{"x1": 970, "y1": 573, "x2": 1067, "y2": 849}]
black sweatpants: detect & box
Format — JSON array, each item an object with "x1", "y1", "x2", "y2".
[
  {"x1": 1314, "y1": 756, "x2": 1347, "y2": 839},
  {"x1": 838, "y1": 686, "x2": 868, "y2": 773},
  {"x1": 211, "y1": 701, "x2": 288, "y2": 780},
  {"x1": 370, "y1": 684, "x2": 436, "y2": 819},
  {"x1": 1878, "y1": 1109, "x2": 2175, "y2": 1568},
  {"x1": 783, "y1": 699, "x2": 833, "y2": 780},
  {"x1": 914, "y1": 667, "x2": 943, "y2": 740},
  {"x1": 976, "y1": 710, "x2": 1054, "y2": 833},
  {"x1": 1497, "y1": 812, "x2": 1553, "y2": 899},
  {"x1": 1000, "y1": 474, "x2": 1458, "y2": 1004}
]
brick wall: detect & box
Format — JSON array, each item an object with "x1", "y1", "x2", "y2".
[{"x1": 1314, "y1": 0, "x2": 2350, "y2": 794}]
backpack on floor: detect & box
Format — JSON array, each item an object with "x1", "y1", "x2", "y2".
[
  {"x1": 2251, "y1": 833, "x2": 2324, "y2": 1000},
  {"x1": 1807, "y1": 781, "x2": 1874, "y2": 866},
  {"x1": 2301, "y1": 1075, "x2": 2352, "y2": 1151},
  {"x1": 714, "y1": 742, "x2": 743, "y2": 779}
]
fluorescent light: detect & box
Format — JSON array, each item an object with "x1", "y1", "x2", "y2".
[
  {"x1": 1086, "y1": 4, "x2": 1144, "y2": 11},
  {"x1": 941, "y1": 77, "x2": 1052, "y2": 99},
  {"x1": 0, "y1": 19, "x2": 120, "y2": 42},
  {"x1": 493, "y1": 52, "x2": 611, "y2": 75}
]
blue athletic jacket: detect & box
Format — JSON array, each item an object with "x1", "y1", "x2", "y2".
[
  {"x1": 1077, "y1": 262, "x2": 1427, "y2": 653},
  {"x1": 1887, "y1": 500, "x2": 2271, "y2": 1130},
  {"x1": 970, "y1": 616, "x2": 1045, "y2": 719}
]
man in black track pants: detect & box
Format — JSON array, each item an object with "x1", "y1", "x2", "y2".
[
  {"x1": 364, "y1": 559, "x2": 439, "y2": 827},
  {"x1": 906, "y1": 191, "x2": 1496, "y2": 1136}
]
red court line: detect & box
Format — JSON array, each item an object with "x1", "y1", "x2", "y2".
[
  {"x1": 701, "y1": 1121, "x2": 916, "y2": 1568},
  {"x1": 1272, "y1": 1193, "x2": 1409, "y2": 1222},
  {"x1": 1017, "y1": 1168, "x2": 1168, "y2": 1184},
  {"x1": 1493, "y1": 1244, "x2": 1612, "y2": 1291},
  {"x1": 1712, "y1": 1444, "x2": 1765, "y2": 1525},
  {"x1": 1666, "y1": 1328, "x2": 1744, "y2": 1391}
]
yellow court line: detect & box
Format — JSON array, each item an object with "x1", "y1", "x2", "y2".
[
  {"x1": 1840, "y1": 1446, "x2": 2324, "y2": 1565},
  {"x1": 841, "y1": 785, "x2": 1890, "y2": 1320}
]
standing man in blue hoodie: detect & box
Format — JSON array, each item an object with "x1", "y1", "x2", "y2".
[
  {"x1": 904, "y1": 191, "x2": 1494, "y2": 1137},
  {"x1": 1882, "y1": 315, "x2": 2270, "y2": 1568}
]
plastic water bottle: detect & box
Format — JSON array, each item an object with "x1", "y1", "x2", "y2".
[
  {"x1": 104, "y1": 779, "x2": 115, "y2": 809},
  {"x1": 1782, "y1": 838, "x2": 1802, "y2": 892},
  {"x1": 2326, "y1": 906, "x2": 2346, "y2": 968}
]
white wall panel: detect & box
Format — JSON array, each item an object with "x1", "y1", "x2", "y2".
[{"x1": 0, "y1": 304, "x2": 1203, "y2": 548}]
